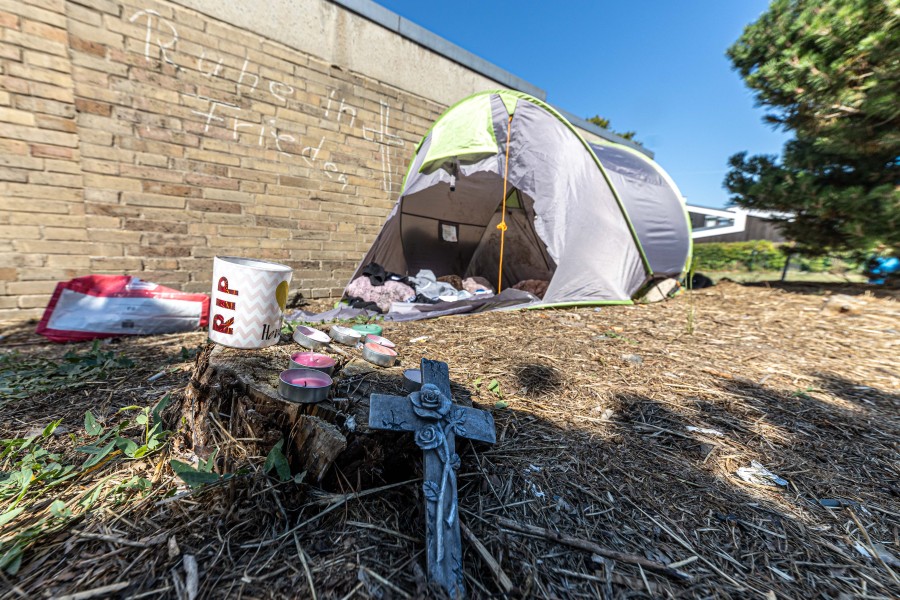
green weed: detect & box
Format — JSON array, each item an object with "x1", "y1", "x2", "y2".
[
  {"x1": 170, "y1": 447, "x2": 225, "y2": 488},
  {"x1": 0, "y1": 395, "x2": 171, "y2": 574},
  {"x1": 602, "y1": 331, "x2": 640, "y2": 345},
  {"x1": 0, "y1": 340, "x2": 134, "y2": 402}
]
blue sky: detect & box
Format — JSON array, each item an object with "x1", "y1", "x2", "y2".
[{"x1": 374, "y1": 0, "x2": 787, "y2": 208}]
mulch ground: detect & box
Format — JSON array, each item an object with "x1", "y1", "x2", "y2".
[{"x1": 1, "y1": 281, "x2": 898, "y2": 599}]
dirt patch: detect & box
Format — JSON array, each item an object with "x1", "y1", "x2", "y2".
[{"x1": 1, "y1": 282, "x2": 898, "y2": 598}]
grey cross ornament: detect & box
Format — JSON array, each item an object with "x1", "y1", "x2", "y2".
[{"x1": 369, "y1": 358, "x2": 496, "y2": 598}]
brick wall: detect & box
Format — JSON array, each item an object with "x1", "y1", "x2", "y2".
[
  {"x1": 1, "y1": 0, "x2": 84, "y2": 316},
  {"x1": 1, "y1": 0, "x2": 453, "y2": 319}
]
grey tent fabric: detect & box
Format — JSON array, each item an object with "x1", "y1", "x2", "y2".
[
  {"x1": 285, "y1": 306, "x2": 379, "y2": 323},
  {"x1": 591, "y1": 143, "x2": 691, "y2": 276},
  {"x1": 286, "y1": 289, "x2": 537, "y2": 323},
  {"x1": 346, "y1": 91, "x2": 690, "y2": 309},
  {"x1": 384, "y1": 288, "x2": 538, "y2": 321},
  {"x1": 505, "y1": 101, "x2": 646, "y2": 302},
  {"x1": 352, "y1": 203, "x2": 407, "y2": 277},
  {"x1": 401, "y1": 170, "x2": 503, "y2": 276}
]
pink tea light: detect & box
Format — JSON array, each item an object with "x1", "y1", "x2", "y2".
[
  {"x1": 287, "y1": 375, "x2": 331, "y2": 386},
  {"x1": 290, "y1": 352, "x2": 335, "y2": 375},
  {"x1": 364, "y1": 334, "x2": 395, "y2": 348},
  {"x1": 361, "y1": 342, "x2": 398, "y2": 367},
  {"x1": 278, "y1": 367, "x2": 333, "y2": 403}
]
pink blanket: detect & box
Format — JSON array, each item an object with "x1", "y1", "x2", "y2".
[{"x1": 346, "y1": 277, "x2": 415, "y2": 312}]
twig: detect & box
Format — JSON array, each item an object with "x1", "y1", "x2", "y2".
[
  {"x1": 638, "y1": 508, "x2": 759, "y2": 592},
  {"x1": 460, "y1": 521, "x2": 514, "y2": 594},
  {"x1": 243, "y1": 478, "x2": 419, "y2": 548},
  {"x1": 293, "y1": 533, "x2": 317, "y2": 600},
  {"x1": 497, "y1": 517, "x2": 691, "y2": 582},
  {"x1": 337, "y1": 582, "x2": 364, "y2": 600},
  {"x1": 346, "y1": 520, "x2": 420, "y2": 543},
  {"x1": 326, "y1": 343, "x2": 352, "y2": 360},
  {"x1": 553, "y1": 567, "x2": 658, "y2": 594},
  {"x1": 51, "y1": 581, "x2": 131, "y2": 600},
  {"x1": 309, "y1": 478, "x2": 420, "y2": 506},
  {"x1": 848, "y1": 508, "x2": 900, "y2": 586},
  {"x1": 123, "y1": 585, "x2": 172, "y2": 599},
  {"x1": 637, "y1": 564, "x2": 653, "y2": 596},
  {"x1": 0, "y1": 569, "x2": 27, "y2": 597},
  {"x1": 361, "y1": 567, "x2": 411, "y2": 599},
  {"x1": 74, "y1": 531, "x2": 163, "y2": 548},
  {"x1": 667, "y1": 556, "x2": 699, "y2": 569},
  {"x1": 594, "y1": 466, "x2": 763, "y2": 593}
]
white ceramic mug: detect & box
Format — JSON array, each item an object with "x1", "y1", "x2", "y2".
[{"x1": 209, "y1": 256, "x2": 292, "y2": 349}]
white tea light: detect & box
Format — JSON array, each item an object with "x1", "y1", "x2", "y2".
[
  {"x1": 329, "y1": 325, "x2": 362, "y2": 346},
  {"x1": 293, "y1": 325, "x2": 330, "y2": 350}
]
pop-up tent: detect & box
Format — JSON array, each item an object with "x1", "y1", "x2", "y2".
[{"x1": 349, "y1": 90, "x2": 691, "y2": 307}]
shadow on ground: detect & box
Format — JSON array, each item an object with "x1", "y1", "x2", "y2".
[
  {"x1": 742, "y1": 280, "x2": 899, "y2": 299},
  {"x1": 5, "y1": 361, "x2": 898, "y2": 599}
]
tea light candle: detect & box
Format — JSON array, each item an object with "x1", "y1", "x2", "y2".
[
  {"x1": 293, "y1": 325, "x2": 330, "y2": 350},
  {"x1": 403, "y1": 368, "x2": 422, "y2": 392},
  {"x1": 288, "y1": 375, "x2": 331, "y2": 386},
  {"x1": 364, "y1": 334, "x2": 395, "y2": 348},
  {"x1": 329, "y1": 325, "x2": 362, "y2": 346},
  {"x1": 278, "y1": 367, "x2": 333, "y2": 403},
  {"x1": 361, "y1": 342, "x2": 398, "y2": 367},
  {"x1": 290, "y1": 352, "x2": 335, "y2": 375},
  {"x1": 352, "y1": 323, "x2": 383, "y2": 337}
]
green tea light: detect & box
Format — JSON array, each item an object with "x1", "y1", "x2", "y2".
[{"x1": 351, "y1": 323, "x2": 383, "y2": 337}]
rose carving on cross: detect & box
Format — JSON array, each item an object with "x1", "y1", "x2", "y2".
[{"x1": 410, "y1": 383, "x2": 452, "y2": 419}]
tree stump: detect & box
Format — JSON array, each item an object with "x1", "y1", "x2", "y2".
[
  {"x1": 288, "y1": 415, "x2": 346, "y2": 482},
  {"x1": 174, "y1": 341, "x2": 474, "y2": 486}
]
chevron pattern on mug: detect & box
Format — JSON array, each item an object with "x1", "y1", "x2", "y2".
[{"x1": 209, "y1": 256, "x2": 293, "y2": 349}]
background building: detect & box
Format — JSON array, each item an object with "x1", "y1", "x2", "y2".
[
  {"x1": 0, "y1": 0, "x2": 647, "y2": 318},
  {"x1": 687, "y1": 205, "x2": 788, "y2": 244}
]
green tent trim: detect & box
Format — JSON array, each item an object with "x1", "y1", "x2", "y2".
[
  {"x1": 498, "y1": 93, "x2": 519, "y2": 117},
  {"x1": 419, "y1": 94, "x2": 498, "y2": 173},
  {"x1": 526, "y1": 299, "x2": 635, "y2": 310}
]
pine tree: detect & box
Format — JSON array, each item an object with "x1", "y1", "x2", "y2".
[
  {"x1": 725, "y1": 0, "x2": 899, "y2": 255},
  {"x1": 586, "y1": 115, "x2": 639, "y2": 144}
]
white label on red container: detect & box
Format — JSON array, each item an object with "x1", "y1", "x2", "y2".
[{"x1": 47, "y1": 289, "x2": 202, "y2": 335}]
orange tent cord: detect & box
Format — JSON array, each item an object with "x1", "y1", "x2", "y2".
[{"x1": 497, "y1": 114, "x2": 513, "y2": 293}]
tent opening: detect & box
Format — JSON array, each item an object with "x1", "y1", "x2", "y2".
[
  {"x1": 399, "y1": 170, "x2": 556, "y2": 290},
  {"x1": 466, "y1": 188, "x2": 556, "y2": 290}
]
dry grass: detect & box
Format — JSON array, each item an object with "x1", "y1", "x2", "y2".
[{"x1": 1, "y1": 281, "x2": 898, "y2": 599}]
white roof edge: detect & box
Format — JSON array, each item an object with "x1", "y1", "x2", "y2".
[{"x1": 686, "y1": 204, "x2": 792, "y2": 220}]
